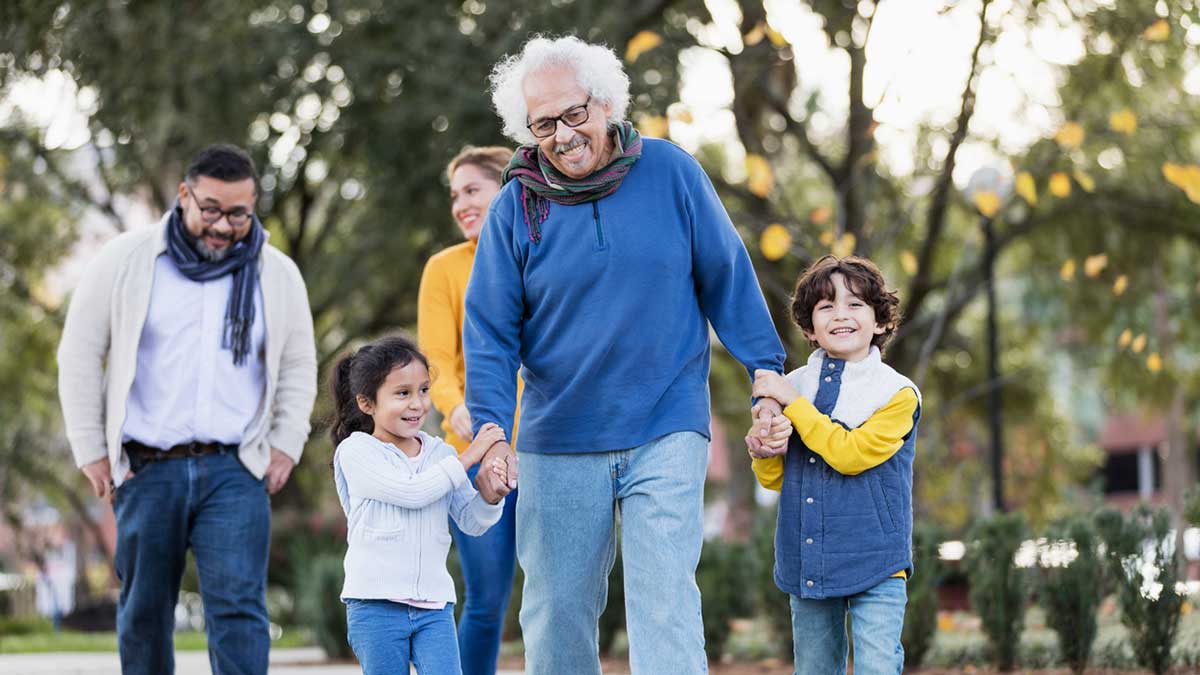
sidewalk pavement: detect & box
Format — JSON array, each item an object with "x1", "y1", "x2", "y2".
[{"x1": 0, "y1": 647, "x2": 529, "y2": 674}]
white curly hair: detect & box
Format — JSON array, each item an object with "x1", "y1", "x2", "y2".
[{"x1": 489, "y1": 35, "x2": 631, "y2": 145}]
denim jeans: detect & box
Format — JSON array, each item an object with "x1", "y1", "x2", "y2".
[
  {"x1": 450, "y1": 464, "x2": 518, "y2": 675},
  {"x1": 346, "y1": 599, "x2": 461, "y2": 675},
  {"x1": 113, "y1": 450, "x2": 270, "y2": 675},
  {"x1": 789, "y1": 577, "x2": 907, "y2": 675},
  {"x1": 517, "y1": 431, "x2": 709, "y2": 675}
]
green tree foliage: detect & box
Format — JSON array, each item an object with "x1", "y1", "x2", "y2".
[
  {"x1": 964, "y1": 511, "x2": 1028, "y2": 672},
  {"x1": 902, "y1": 523, "x2": 946, "y2": 669}
]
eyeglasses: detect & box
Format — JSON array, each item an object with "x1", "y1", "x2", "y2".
[
  {"x1": 526, "y1": 96, "x2": 592, "y2": 139},
  {"x1": 187, "y1": 184, "x2": 253, "y2": 227}
]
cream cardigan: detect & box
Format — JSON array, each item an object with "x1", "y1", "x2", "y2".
[{"x1": 57, "y1": 213, "x2": 317, "y2": 485}]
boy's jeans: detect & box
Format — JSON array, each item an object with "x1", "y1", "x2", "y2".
[
  {"x1": 517, "y1": 431, "x2": 710, "y2": 675},
  {"x1": 346, "y1": 599, "x2": 461, "y2": 675},
  {"x1": 113, "y1": 450, "x2": 270, "y2": 675},
  {"x1": 449, "y1": 464, "x2": 518, "y2": 675},
  {"x1": 789, "y1": 577, "x2": 907, "y2": 675}
]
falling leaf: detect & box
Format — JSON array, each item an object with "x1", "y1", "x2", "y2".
[
  {"x1": 1084, "y1": 253, "x2": 1108, "y2": 277},
  {"x1": 973, "y1": 190, "x2": 1001, "y2": 217},
  {"x1": 743, "y1": 24, "x2": 766, "y2": 46},
  {"x1": 1113, "y1": 275, "x2": 1128, "y2": 295},
  {"x1": 1049, "y1": 172, "x2": 1071, "y2": 198},
  {"x1": 766, "y1": 26, "x2": 788, "y2": 48},
  {"x1": 669, "y1": 108, "x2": 694, "y2": 124},
  {"x1": 1055, "y1": 122, "x2": 1085, "y2": 149},
  {"x1": 760, "y1": 223, "x2": 791, "y2": 261},
  {"x1": 900, "y1": 250, "x2": 918, "y2": 276},
  {"x1": 1147, "y1": 352, "x2": 1163, "y2": 372},
  {"x1": 831, "y1": 232, "x2": 857, "y2": 258},
  {"x1": 1015, "y1": 172, "x2": 1037, "y2": 206},
  {"x1": 625, "y1": 31, "x2": 663, "y2": 63},
  {"x1": 1131, "y1": 333, "x2": 1147, "y2": 354},
  {"x1": 1118, "y1": 328, "x2": 1132, "y2": 349},
  {"x1": 745, "y1": 154, "x2": 774, "y2": 197},
  {"x1": 1143, "y1": 19, "x2": 1170, "y2": 42},
  {"x1": 636, "y1": 115, "x2": 669, "y2": 139},
  {"x1": 1074, "y1": 170, "x2": 1096, "y2": 193},
  {"x1": 1060, "y1": 259, "x2": 1076, "y2": 281},
  {"x1": 1162, "y1": 162, "x2": 1200, "y2": 202},
  {"x1": 819, "y1": 230, "x2": 835, "y2": 246},
  {"x1": 810, "y1": 206, "x2": 832, "y2": 225},
  {"x1": 1109, "y1": 109, "x2": 1138, "y2": 135}
]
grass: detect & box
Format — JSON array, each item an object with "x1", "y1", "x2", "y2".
[{"x1": 0, "y1": 628, "x2": 312, "y2": 654}]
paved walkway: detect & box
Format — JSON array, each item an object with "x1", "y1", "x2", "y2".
[{"x1": 0, "y1": 647, "x2": 528, "y2": 674}]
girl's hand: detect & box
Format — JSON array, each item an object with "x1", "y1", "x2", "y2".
[
  {"x1": 462, "y1": 423, "x2": 506, "y2": 469},
  {"x1": 478, "y1": 454, "x2": 512, "y2": 504},
  {"x1": 752, "y1": 369, "x2": 799, "y2": 407},
  {"x1": 449, "y1": 405, "x2": 473, "y2": 441}
]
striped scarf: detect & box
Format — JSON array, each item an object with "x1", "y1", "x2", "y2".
[
  {"x1": 502, "y1": 121, "x2": 642, "y2": 243},
  {"x1": 165, "y1": 205, "x2": 264, "y2": 366}
]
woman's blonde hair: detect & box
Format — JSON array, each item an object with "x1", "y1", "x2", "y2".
[{"x1": 446, "y1": 145, "x2": 514, "y2": 184}]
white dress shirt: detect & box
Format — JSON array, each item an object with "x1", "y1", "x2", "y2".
[{"x1": 121, "y1": 254, "x2": 266, "y2": 448}]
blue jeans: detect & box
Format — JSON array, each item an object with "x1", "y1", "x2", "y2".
[
  {"x1": 113, "y1": 450, "x2": 270, "y2": 675},
  {"x1": 789, "y1": 577, "x2": 907, "y2": 675},
  {"x1": 450, "y1": 464, "x2": 517, "y2": 675},
  {"x1": 346, "y1": 599, "x2": 461, "y2": 675},
  {"x1": 517, "y1": 431, "x2": 709, "y2": 675}
]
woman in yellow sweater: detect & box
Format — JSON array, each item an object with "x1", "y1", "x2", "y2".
[{"x1": 417, "y1": 146, "x2": 518, "y2": 675}]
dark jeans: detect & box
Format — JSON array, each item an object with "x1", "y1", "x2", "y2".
[
  {"x1": 450, "y1": 464, "x2": 518, "y2": 675},
  {"x1": 113, "y1": 450, "x2": 270, "y2": 675}
]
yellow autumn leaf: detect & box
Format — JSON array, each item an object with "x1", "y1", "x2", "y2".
[
  {"x1": 1143, "y1": 19, "x2": 1170, "y2": 42},
  {"x1": 900, "y1": 250, "x2": 919, "y2": 276},
  {"x1": 1131, "y1": 333, "x2": 1147, "y2": 354},
  {"x1": 1162, "y1": 162, "x2": 1200, "y2": 202},
  {"x1": 819, "y1": 230, "x2": 835, "y2": 246},
  {"x1": 760, "y1": 223, "x2": 792, "y2": 261},
  {"x1": 1060, "y1": 259, "x2": 1076, "y2": 281},
  {"x1": 636, "y1": 115, "x2": 669, "y2": 139},
  {"x1": 810, "y1": 206, "x2": 832, "y2": 225},
  {"x1": 1118, "y1": 328, "x2": 1132, "y2": 349},
  {"x1": 745, "y1": 154, "x2": 774, "y2": 197},
  {"x1": 1049, "y1": 172, "x2": 1071, "y2": 198},
  {"x1": 1113, "y1": 275, "x2": 1128, "y2": 296},
  {"x1": 973, "y1": 190, "x2": 1001, "y2": 217},
  {"x1": 626, "y1": 31, "x2": 663, "y2": 63},
  {"x1": 1015, "y1": 172, "x2": 1037, "y2": 206},
  {"x1": 1147, "y1": 352, "x2": 1163, "y2": 372},
  {"x1": 743, "y1": 24, "x2": 766, "y2": 46},
  {"x1": 1109, "y1": 109, "x2": 1138, "y2": 135},
  {"x1": 1074, "y1": 170, "x2": 1096, "y2": 193},
  {"x1": 1084, "y1": 253, "x2": 1108, "y2": 278},
  {"x1": 831, "y1": 232, "x2": 857, "y2": 258},
  {"x1": 1055, "y1": 122, "x2": 1085, "y2": 149},
  {"x1": 766, "y1": 25, "x2": 788, "y2": 48}
]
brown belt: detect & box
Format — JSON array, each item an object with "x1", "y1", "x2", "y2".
[{"x1": 123, "y1": 439, "x2": 232, "y2": 462}]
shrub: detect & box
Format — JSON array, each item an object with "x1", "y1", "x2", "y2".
[
  {"x1": 1038, "y1": 515, "x2": 1102, "y2": 674},
  {"x1": 696, "y1": 537, "x2": 755, "y2": 661},
  {"x1": 597, "y1": 541, "x2": 625, "y2": 656},
  {"x1": 963, "y1": 511, "x2": 1028, "y2": 671},
  {"x1": 902, "y1": 523, "x2": 945, "y2": 669},
  {"x1": 294, "y1": 552, "x2": 352, "y2": 660},
  {"x1": 1095, "y1": 504, "x2": 1183, "y2": 675},
  {"x1": 750, "y1": 506, "x2": 792, "y2": 656}
]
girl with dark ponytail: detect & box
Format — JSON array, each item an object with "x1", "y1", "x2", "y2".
[{"x1": 328, "y1": 335, "x2": 511, "y2": 675}]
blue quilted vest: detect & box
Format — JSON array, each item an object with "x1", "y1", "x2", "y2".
[{"x1": 773, "y1": 349, "x2": 920, "y2": 599}]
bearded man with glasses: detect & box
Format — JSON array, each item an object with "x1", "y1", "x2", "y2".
[
  {"x1": 57, "y1": 144, "x2": 317, "y2": 675},
  {"x1": 464, "y1": 36, "x2": 787, "y2": 674}
]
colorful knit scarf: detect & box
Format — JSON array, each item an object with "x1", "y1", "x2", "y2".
[
  {"x1": 165, "y1": 204, "x2": 264, "y2": 366},
  {"x1": 502, "y1": 121, "x2": 643, "y2": 243}
]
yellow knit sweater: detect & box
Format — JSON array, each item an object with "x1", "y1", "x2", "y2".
[{"x1": 417, "y1": 240, "x2": 521, "y2": 452}]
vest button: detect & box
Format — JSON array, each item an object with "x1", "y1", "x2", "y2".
[
  {"x1": 806, "y1": 580, "x2": 814, "y2": 587},
  {"x1": 828, "y1": 363, "x2": 835, "y2": 369},
  {"x1": 824, "y1": 376, "x2": 832, "y2": 382},
  {"x1": 806, "y1": 538, "x2": 813, "y2": 544},
  {"x1": 805, "y1": 497, "x2": 814, "y2": 504},
  {"x1": 809, "y1": 457, "x2": 816, "y2": 464}
]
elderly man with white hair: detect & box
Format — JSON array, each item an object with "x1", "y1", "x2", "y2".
[{"x1": 463, "y1": 35, "x2": 786, "y2": 673}]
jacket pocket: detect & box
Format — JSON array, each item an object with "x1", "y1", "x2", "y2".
[
  {"x1": 362, "y1": 524, "x2": 407, "y2": 541},
  {"x1": 869, "y1": 473, "x2": 899, "y2": 534}
]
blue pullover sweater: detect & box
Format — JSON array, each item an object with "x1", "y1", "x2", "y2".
[{"x1": 463, "y1": 138, "x2": 785, "y2": 454}]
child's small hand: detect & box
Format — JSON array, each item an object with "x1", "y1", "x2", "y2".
[
  {"x1": 479, "y1": 454, "x2": 512, "y2": 504},
  {"x1": 745, "y1": 412, "x2": 791, "y2": 458},
  {"x1": 463, "y1": 423, "x2": 506, "y2": 468},
  {"x1": 752, "y1": 369, "x2": 799, "y2": 407}
]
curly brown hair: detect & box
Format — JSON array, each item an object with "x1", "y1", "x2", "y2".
[{"x1": 790, "y1": 255, "x2": 902, "y2": 352}]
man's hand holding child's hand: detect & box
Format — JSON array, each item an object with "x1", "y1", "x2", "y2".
[{"x1": 752, "y1": 369, "x2": 799, "y2": 406}]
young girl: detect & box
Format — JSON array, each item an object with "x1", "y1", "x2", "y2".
[{"x1": 329, "y1": 335, "x2": 510, "y2": 675}]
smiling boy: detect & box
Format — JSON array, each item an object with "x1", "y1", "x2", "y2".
[{"x1": 747, "y1": 255, "x2": 921, "y2": 675}]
